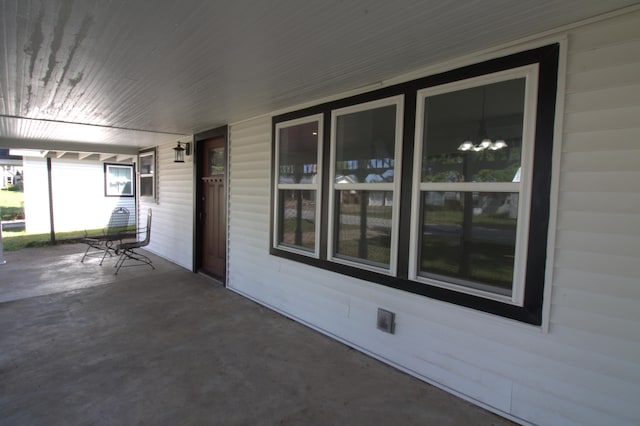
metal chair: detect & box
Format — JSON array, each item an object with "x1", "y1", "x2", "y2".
[
  {"x1": 80, "y1": 207, "x2": 132, "y2": 265},
  {"x1": 114, "y1": 209, "x2": 154, "y2": 275}
]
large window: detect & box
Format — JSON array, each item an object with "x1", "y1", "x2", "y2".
[
  {"x1": 410, "y1": 66, "x2": 537, "y2": 305},
  {"x1": 271, "y1": 44, "x2": 559, "y2": 324},
  {"x1": 273, "y1": 115, "x2": 323, "y2": 256}
]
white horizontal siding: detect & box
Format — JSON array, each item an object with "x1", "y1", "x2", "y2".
[
  {"x1": 139, "y1": 142, "x2": 193, "y2": 269},
  {"x1": 227, "y1": 9, "x2": 640, "y2": 426},
  {"x1": 563, "y1": 128, "x2": 640, "y2": 153},
  {"x1": 545, "y1": 8, "x2": 640, "y2": 425},
  {"x1": 565, "y1": 84, "x2": 640, "y2": 113},
  {"x1": 22, "y1": 157, "x2": 135, "y2": 233},
  {"x1": 559, "y1": 190, "x2": 640, "y2": 214},
  {"x1": 51, "y1": 159, "x2": 136, "y2": 232},
  {"x1": 22, "y1": 158, "x2": 50, "y2": 234}
]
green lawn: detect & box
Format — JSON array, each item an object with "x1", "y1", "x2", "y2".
[
  {"x1": 421, "y1": 235, "x2": 514, "y2": 290},
  {"x1": 1, "y1": 226, "x2": 137, "y2": 252},
  {"x1": 0, "y1": 189, "x2": 24, "y2": 220},
  {"x1": 1, "y1": 189, "x2": 102, "y2": 251},
  {"x1": 1, "y1": 229, "x2": 108, "y2": 251}
]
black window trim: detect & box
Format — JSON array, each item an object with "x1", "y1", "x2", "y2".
[
  {"x1": 103, "y1": 162, "x2": 135, "y2": 197},
  {"x1": 270, "y1": 44, "x2": 559, "y2": 325}
]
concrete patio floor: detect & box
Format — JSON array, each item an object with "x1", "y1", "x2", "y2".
[{"x1": 0, "y1": 244, "x2": 513, "y2": 425}]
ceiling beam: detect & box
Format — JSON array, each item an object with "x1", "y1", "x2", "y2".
[
  {"x1": 78, "y1": 152, "x2": 94, "y2": 160},
  {"x1": 116, "y1": 154, "x2": 135, "y2": 163},
  {"x1": 9, "y1": 149, "x2": 48, "y2": 158}
]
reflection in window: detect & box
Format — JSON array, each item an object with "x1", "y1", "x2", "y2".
[
  {"x1": 413, "y1": 70, "x2": 534, "y2": 303},
  {"x1": 140, "y1": 155, "x2": 153, "y2": 175},
  {"x1": 209, "y1": 147, "x2": 225, "y2": 174},
  {"x1": 422, "y1": 79, "x2": 525, "y2": 184},
  {"x1": 330, "y1": 96, "x2": 403, "y2": 272},
  {"x1": 419, "y1": 191, "x2": 518, "y2": 295},
  {"x1": 139, "y1": 149, "x2": 156, "y2": 199},
  {"x1": 335, "y1": 105, "x2": 397, "y2": 184},
  {"x1": 105, "y1": 164, "x2": 134, "y2": 197},
  {"x1": 274, "y1": 115, "x2": 322, "y2": 256},
  {"x1": 278, "y1": 190, "x2": 316, "y2": 250},
  {"x1": 279, "y1": 121, "x2": 319, "y2": 184},
  {"x1": 335, "y1": 190, "x2": 393, "y2": 267}
]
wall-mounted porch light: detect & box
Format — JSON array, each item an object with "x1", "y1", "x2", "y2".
[{"x1": 173, "y1": 142, "x2": 191, "y2": 163}]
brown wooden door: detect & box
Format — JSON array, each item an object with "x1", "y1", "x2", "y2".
[{"x1": 200, "y1": 137, "x2": 226, "y2": 277}]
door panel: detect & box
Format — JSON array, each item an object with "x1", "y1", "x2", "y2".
[{"x1": 199, "y1": 136, "x2": 226, "y2": 278}]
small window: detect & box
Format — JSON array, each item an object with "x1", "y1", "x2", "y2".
[
  {"x1": 328, "y1": 96, "x2": 404, "y2": 274},
  {"x1": 104, "y1": 164, "x2": 134, "y2": 197},
  {"x1": 273, "y1": 114, "x2": 323, "y2": 256},
  {"x1": 209, "y1": 147, "x2": 225, "y2": 175},
  {"x1": 139, "y1": 149, "x2": 156, "y2": 199}
]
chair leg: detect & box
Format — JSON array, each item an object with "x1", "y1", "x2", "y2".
[
  {"x1": 99, "y1": 241, "x2": 116, "y2": 266},
  {"x1": 80, "y1": 244, "x2": 92, "y2": 263},
  {"x1": 81, "y1": 241, "x2": 104, "y2": 263},
  {"x1": 114, "y1": 250, "x2": 126, "y2": 275},
  {"x1": 114, "y1": 248, "x2": 155, "y2": 275}
]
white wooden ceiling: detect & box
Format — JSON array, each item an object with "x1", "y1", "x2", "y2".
[{"x1": 1, "y1": 0, "x2": 638, "y2": 152}]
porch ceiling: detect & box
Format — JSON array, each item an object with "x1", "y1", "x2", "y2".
[{"x1": 1, "y1": 0, "x2": 638, "y2": 151}]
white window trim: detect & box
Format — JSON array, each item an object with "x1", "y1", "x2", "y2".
[
  {"x1": 409, "y1": 65, "x2": 539, "y2": 306},
  {"x1": 327, "y1": 95, "x2": 404, "y2": 275},
  {"x1": 273, "y1": 114, "x2": 324, "y2": 258}
]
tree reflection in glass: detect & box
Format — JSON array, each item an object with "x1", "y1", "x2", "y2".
[
  {"x1": 277, "y1": 121, "x2": 319, "y2": 251},
  {"x1": 334, "y1": 104, "x2": 397, "y2": 266}
]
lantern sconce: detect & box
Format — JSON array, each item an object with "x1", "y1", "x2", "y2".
[{"x1": 173, "y1": 141, "x2": 191, "y2": 163}]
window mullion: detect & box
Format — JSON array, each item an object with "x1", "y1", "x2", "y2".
[{"x1": 397, "y1": 91, "x2": 417, "y2": 280}]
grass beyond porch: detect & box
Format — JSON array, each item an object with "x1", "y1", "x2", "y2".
[
  {"x1": 1, "y1": 189, "x2": 139, "y2": 252},
  {"x1": 0, "y1": 189, "x2": 24, "y2": 221},
  {"x1": 0, "y1": 229, "x2": 105, "y2": 251}
]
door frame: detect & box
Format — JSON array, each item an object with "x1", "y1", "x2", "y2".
[{"x1": 193, "y1": 125, "x2": 228, "y2": 284}]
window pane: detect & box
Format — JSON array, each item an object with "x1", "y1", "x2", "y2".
[
  {"x1": 140, "y1": 176, "x2": 153, "y2": 197},
  {"x1": 278, "y1": 189, "x2": 316, "y2": 251},
  {"x1": 419, "y1": 191, "x2": 518, "y2": 295},
  {"x1": 140, "y1": 155, "x2": 154, "y2": 175},
  {"x1": 335, "y1": 190, "x2": 392, "y2": 267},
  {"x1": 335, "y1": 105, "x2": 396, "y2": 184},
  {"x1": 279, "y1": 121, "x2": 319, "y2": 184},
  {"x1": 422, "y1": 79, "x2": 525, "y2": 183},
  {"x1": 107, "y1": 166, "x2": 132, "y2": 196},
  {"x1": 209, "y1": 147, "x2": 225, "y2": 175}
]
